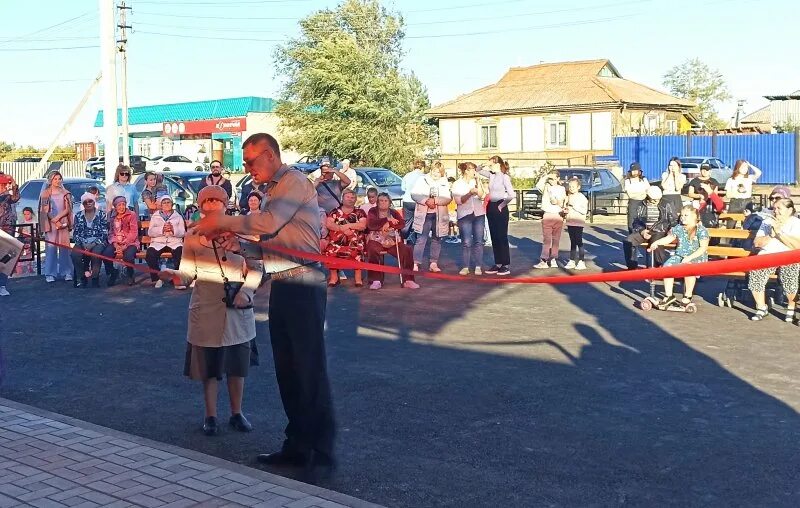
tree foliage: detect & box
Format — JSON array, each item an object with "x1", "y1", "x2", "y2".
[
  {"x1": 0, "y1": 141, "x2": 78, "y2": 162},
  {"x1": 274, "y1": 0, "x2": 435, "y2": 172},
  {"x1": 663, "y1": 58, "x2": 731, "y2": 130}
]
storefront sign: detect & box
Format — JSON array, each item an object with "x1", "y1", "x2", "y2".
[{"x1": 162, "y1": 117, "x2": 246, "y2": 136}]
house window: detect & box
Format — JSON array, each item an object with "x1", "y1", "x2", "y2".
[
  {"x1": 546, "y1": 120, "x2": 568, "y2": 148},
  {"x1": 480, "y1": 125, "x2": 497, "y2": 149},
  {"x1": 666, "y1": 119, "x2": 678, "y2": 134},
  {"x1": 644, "y1": 114, "x2": 659, "y2": 134}
]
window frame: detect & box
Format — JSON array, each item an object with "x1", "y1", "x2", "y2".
[
  {"x1": 545, "y1": 119, "x2": 569, "y2": 149},
  {"x1": 479, "y1": 124, "x2": 498, "y2": 150}
]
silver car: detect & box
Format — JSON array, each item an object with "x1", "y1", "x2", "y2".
[{"x1": 15, "y1": 177, "x2": 106, "y2": 224}]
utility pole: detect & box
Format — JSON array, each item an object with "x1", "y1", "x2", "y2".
[
  {"x1": 118, "y1": 0, "x2": 131, "y2": 166},
  {"x1": 99, "y1": 0, "x2": 119, "y2": 187},
  {"x1": 734, "y1": 99, "x2": 746, "y2": 128}
]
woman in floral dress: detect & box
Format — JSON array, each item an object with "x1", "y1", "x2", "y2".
[{"x1": 324, "y1": 188, "x2": 367, "y2": 287}]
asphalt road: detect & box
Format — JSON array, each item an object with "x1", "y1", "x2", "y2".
[{"x1": 2, "y1": 222, "x2": 799, "y2": 507}]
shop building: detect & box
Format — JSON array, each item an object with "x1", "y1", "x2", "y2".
[{"x1": 94, "y1": 96, "x2": 298, "y2": 170}]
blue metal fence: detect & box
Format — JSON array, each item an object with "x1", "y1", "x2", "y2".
[{"x1": 614, "y1": 133, "x2": 798, "y2": 184}]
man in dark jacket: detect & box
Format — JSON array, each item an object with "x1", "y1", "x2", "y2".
[
  {"x1": 199, "y1": 160, "x2": 233, "y2": 199},
  {"x1": 623, "y1": 186, "x2": 679, "y2": 269}
]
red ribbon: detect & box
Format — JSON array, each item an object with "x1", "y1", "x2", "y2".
[{"x1": 27, "y1": 231, "x2": 800, "y2": 286}]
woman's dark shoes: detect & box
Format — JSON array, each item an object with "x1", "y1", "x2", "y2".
[
  {"x1": 229, "y1": 413, "x2": 253, "y2": 432},
  {"x1": 203, "y1": 416, "x2": 218, "y2": 436},
  {"x1": 256, "y1": 449, "x2": 308, "y2": 467}
]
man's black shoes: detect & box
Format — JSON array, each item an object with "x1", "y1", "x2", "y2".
[
  {"x1": 203, "y1": 416, "x2": 218, "y2": 436},
  {"x1": 229, "y1": 413, "x2": 253, "y2": 432}
]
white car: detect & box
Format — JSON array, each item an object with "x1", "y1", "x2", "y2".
[{"x1": 147, "y1": 155, "x2": 205, "y2": 172}]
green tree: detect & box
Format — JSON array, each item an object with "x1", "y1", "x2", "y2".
[
  {"x1": 663, "y1": 58, "x2": 731, "y2": 130},
  {"x1": 274, "y1": 0, "x2": 436, "y2": 172}
]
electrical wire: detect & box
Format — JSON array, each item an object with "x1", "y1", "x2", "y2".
[
  {"x1": 0, "y1": 45, "x2": 99, "y2": 52},
  {"x1": 0, "y1": 11, "x2": 96, "y2": 47}
]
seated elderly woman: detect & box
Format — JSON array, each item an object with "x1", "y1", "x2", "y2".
[
  {"x1": 101, "y1": 195, "x2": 140, "y2": 286},
  {"x1": 324, "y1": 188, "x2": 367, "y2": 287},
  {"x1": 647, "y1": 205, "x2": 710, "y2": 307},
  {"x1": 365, "y1": 192, "x2": 419, "y2": 290},
  {"x1": 748, "y1": 197, "x2": 800, "y2": 322},
  {"x1": 146, "y1": 195, "x2": 186, "y2": 288}
]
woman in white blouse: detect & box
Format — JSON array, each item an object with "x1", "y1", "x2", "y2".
[
  {"x1": 623, "y1": 162, "x2": 649, "y2": 233},
  {"x1": 451, "y1": 162, "x2": 487, "y2": 275},
  {"x1": 725, "y1": 159, "x2": 762, "y2": 227},
  {"x1": 660, "y1": 157, "x2": 686, "y2": 213}
]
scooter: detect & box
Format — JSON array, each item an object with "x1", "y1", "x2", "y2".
[{"x1": 640, "y1": 295, "x2": 697, "y2": 313}]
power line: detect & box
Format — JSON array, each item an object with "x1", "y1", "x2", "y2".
[
  {"x1": 0, "y1": 45, "x2": 99, "y2": 52},
  {"x1": 135, "y1": 0, "x2": 310, "y2": 4},
  {"x1": 406, "y1": 0, "x2": 529, "y2": 12},
  {"x1": 0, "y1": 11, "x2": 96, "y2": 47},
  {"x1": 0, "y1": 78, "x2": 95, "y2": 84}
]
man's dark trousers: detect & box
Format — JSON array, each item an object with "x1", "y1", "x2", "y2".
[{"x1": 267, "y1": 267, "x2": 335, "y2": 458}]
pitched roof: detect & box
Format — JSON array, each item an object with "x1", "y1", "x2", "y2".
[
  {"x1": 764, "y1": 89, "x2": 800, "y2": 101},
  {"x1": 426, "y1": 59, "x2": 695, "y2": 118},
  {"x1": 94, "y1": 96, "x2": 276, "y2": 127},
  {"x1": 740, "y1": 105, "x2": 771, "y2": 124}
]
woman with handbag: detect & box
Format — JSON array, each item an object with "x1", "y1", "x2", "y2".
[
  {"x1": 159, "y1": 185, "x2": 263, "y2": 436},
  {"x1": 623, "y1": 162, "x2": 649, "y2": 233},
  {"x1": 410, "y1": 161, "x2": 452, "y2": 272},
  {"x1": 38, "y1": 171, "x2": 74, "y2": 283}
]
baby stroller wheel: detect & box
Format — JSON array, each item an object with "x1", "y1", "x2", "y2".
[
  {"x1": 640, "y1": 298, "x2": 654, "y2": 311},
  {"x1": 685, "y1": 303, "x2": 698, "y2": 314}
]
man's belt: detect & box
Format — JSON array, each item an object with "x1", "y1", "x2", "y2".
[{"x1": 270, "y1": 262, "x2": 320, "y2": 281}]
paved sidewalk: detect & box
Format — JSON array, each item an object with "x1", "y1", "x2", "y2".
[{"x1": 0, "y1": 399, "x2": 380, "y2": 508}]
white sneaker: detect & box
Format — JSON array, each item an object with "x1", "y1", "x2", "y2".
[
  {"x1": 0, "y1": 286, "x2": 9, "y2": 296},
  {"x1": 474, "y1": 267, "x2": 482, "y2": 276},
  {"x1": 64, "y1": 274, "x2": 73, "y2": 282},
  {"x1": 564, "y1": 260, "x2": 576, "y2": 269},
  {"x1": 413, "y1": 264, "x2": 420, "y2": 272},
  {"x1": 175, "y1": 285, "x2": 187, "y2": 290},
  {"x1": 402, "y1": 280, "x2": 420, "y2": 289},
  {"x1": 154, "y1": 280, "x2": 164, "y2": 289},
  {"x1": 429, "y1": 262, "x2": 441, "y2": 273},
  {"x1": 45, "y1": 276, "x2": 55, "y2": 283},
  {"x1": 534, "y1": 261, "x2": 549, "y2": 269},
  {"x1": 549, "y1": 259, "x2": 559, "y2": 268},
  {"x1": 369, "y1": 281, "x2": 382, "y2": 290},
  {"x1": 340, "y1": 272, "x2": 348, "y2": 280},
  {"x1": 458, "y1": 267, "x2": 470, "y2": 276},
  {"x1": 575, "y1": 260, "x2": 587, "y2": 270}
]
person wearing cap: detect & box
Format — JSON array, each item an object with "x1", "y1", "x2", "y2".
[
  {"x1": 308, "y1": 158, "x2": 357, "y2": 192},
  {"x1": 199, "y1": 160, "x2": 233, "y2": 199},
  {"x1": 159, "y1": 185, "x2": 262, "y2": 436},
  {"x1": 624, "y1": 185, "x2": 679, "y2": 269},
  {"x1": 70, "y1": 192, "x2": 110, "y2": 288},
  {"x1": 622, "y1": 162, "x2": 649, "y2": 233},
  {"x1": 102, "y1": 195, "x2": 139, "y2": 286},
  {"x1": 191, "y1": 133, "x2": 336, "y2": 477},
  {"x1": 313, "y1": 158, "x2": 352, "y2": 213},
  {"x1": 687, "y1": 163, "x2": 720, "y2": 205},
  {"x1": 146, "y1": 195, "x2": 186, "y2": 288}
]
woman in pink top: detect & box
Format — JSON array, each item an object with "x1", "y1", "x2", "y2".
[{"x1": 102, "y1": 196, "x2": 140, "y2": 286}]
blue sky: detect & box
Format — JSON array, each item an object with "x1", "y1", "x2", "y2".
[{"x1": 0, "y1": 0, "x2": 795, "y2": 146}]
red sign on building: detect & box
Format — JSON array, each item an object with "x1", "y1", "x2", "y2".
[{"x1": 162, "y1": 117, "x2": 246, "y2": 136}]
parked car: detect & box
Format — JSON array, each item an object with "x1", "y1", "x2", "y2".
[
  {"x1": 523, "y1": 167, "x2": 622, "y2": 216},
  {"x1": 15, "y1": 177, "x2": 106, "y2": 223},
  {"x1": 133, "y1": 170, "x2": 209, "y2": 213},
  {"x1": 86, "y1": 155, "x2": 149, "y2": 179},
  {"x1": 678, "y1": 157, "x2": 732, "y2": 184},
  {"x1": 291, "y1": 155, "x2": 341, "y2": 173},
  {"x1": 147, "y1": 155, "x2": 205, "y2": 172},
  {"x1": 353, "y1": 168, "x2": 404, "y2": 208}
]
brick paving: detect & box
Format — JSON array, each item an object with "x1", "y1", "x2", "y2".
[{"x1": 0, "y1": 400, "x2": 381, "y2": 508}]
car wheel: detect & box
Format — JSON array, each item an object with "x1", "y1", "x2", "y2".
[
  {"x1": 163, "y1": 167, "x2": 170, "y2": 171},
  {"x1": 195, "y1": 166, "x2": 203, "y2": 171}
]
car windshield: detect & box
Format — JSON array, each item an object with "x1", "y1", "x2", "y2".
[
  {"x1": 680, "y1": 158, "x2": 705, "y2": 165},
  {"x1": 181, "y1": 176, "x2": 206, "y2": 194},
  {"x1": 558, "y1": 170, "x2": 591, "y2": 185},
  {"x1": 364, "y1": 170, "x2": 401, "y2": 187},
  {"x1": 65, "y1": 182, "x2": 106, "y2": 202}
]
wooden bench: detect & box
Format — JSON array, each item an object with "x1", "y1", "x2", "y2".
[{"x1": 643, "y1": 227, "x2": 778, "y2": 307}]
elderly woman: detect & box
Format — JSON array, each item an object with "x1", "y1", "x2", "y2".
[
  {"x1": 102, "y1": 196, "x2": 139, "y2": 286},
  {"x1": 748, "y1": 197, "x2": 800, "y2": 322},
  {"x1": 159, "y1": 185, "x2": 263, "y2": 436},
  {"x1": 146, "y1": 195, "x2": 186, "y2": 288},
  {"x1": 324, "y1": 188, "x2": 367, "y2": 287},
  {"x1": 410, "y1": 161, "x2": 452, "y2": 272},
  {"x1": 366, "y1": 192, "x2": 419, "y2": 290},
  {"x1": 0, "y1": 173, "x2": 20, "y2": 295},
  {"x1": 38, "y1": 171, "x2": 74, "y2": 283}
]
